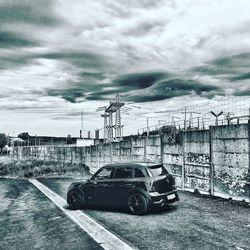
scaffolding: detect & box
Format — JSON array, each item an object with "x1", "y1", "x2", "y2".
[
  {"x1": 101, "y1": 111, "x2": 109, "y2": 140},
  {"x1": 101, "y1": 94, "x2": 124, "y2": 141}
]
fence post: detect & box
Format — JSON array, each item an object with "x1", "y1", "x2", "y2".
[
  {"x1": 110, "y1": 142, "x2": 113, "y2": 163},
  {"x1": 130, "y1": 137, "x2": 133, "y2": 162},
  {"x1": 181, "y1": 131, "x2": 185, "y2": 191},
  {"x1": 144, "y1": 136, "x2": 147, "y2": 162},
  {"x1": 247, "y1": 120, "x2": 250, "y2": 199},
  {"x1": 118, "y1": 141, "x2": 121, "y2": 162},
  {"x1": 160, "y1": 133, "x2": 164, "y2": 164},
  {"x1": 90, "y1": 146, "x2": 92, "y2": 170},
  {"x1": 209, "y1": 126, "x2": 215, "y2": 195},
  {"x1": 80, "y1": 147, "x2": 83, "y2": 174}
]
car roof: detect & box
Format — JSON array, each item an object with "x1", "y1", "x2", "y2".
[{"x1": 103, "y1": 162, "x2": 162, "y2": 168}]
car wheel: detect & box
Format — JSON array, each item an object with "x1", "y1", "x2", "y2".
[
  {"x1": 127, "y1": 193, "x2": 149, "y2": 215},
  {"x1": 67, "y1": 190, "x2": 84, "y2": 210}
]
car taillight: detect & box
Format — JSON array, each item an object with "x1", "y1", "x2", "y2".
[
  {"x1": 168, "y1": 175, "x2": 176, "y2": 188},
  {"x1": 167, "y1": 175, "x2": 175, "y2": 185}
]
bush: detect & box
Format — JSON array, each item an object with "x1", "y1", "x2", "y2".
[{"x1": 0, "y1": 155, "x2": 90, "y2": 177}]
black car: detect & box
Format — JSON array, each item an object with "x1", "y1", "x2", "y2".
[{"x1": 67, "y1": 163, "x2": 179, "y2": 215}]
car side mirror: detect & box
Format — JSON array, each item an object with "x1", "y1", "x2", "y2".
[{"x1": 88, "y1": 178, "x2": 97, "y2": 185}]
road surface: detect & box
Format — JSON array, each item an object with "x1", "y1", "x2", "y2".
[{"x1": 1, "y1": 177, "x2": 250, "y2": 250}]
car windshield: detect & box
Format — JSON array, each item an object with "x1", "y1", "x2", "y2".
[
  {"x1": 92, "y1": 167, "x2": 113, "y2": 180},
  {"x1": 148, "y1": 165, "x2": 168, "y2": 176}
]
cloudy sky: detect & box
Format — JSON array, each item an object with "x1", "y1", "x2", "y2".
[{"x1": 0, "y1": 0, "x2": 250, "y2": 137}]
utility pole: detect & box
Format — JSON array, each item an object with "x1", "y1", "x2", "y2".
[
  {"x1": 147, "y1": 118, "x2": 149, "y2": 136},
  {"x1": 101, "y1": 110, "x2": 109, "y2": 140},
  {"x1": 184, "y1": 107, "x2": 187, "y2": 130},
  {"x1": 80, "y1": 109, "x2": 83, "y2": 138},
  {"x1": 105, "y1": 94, "x2": 124, "y2": 141}
]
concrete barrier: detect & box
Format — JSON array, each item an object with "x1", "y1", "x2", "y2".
[{"x1": 12, "y1": 123, "x2": 250, "y2": 201}]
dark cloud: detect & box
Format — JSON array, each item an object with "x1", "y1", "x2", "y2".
[
  {"x1": 48, "y1": 70, "x2": 222, "y2": 103},
  {"x1": 0, "y1": 31, "x2": 37, "y2": 48},
  {"x1": 214, "y1": 53, "x2": 250, "y2": 67},
  {"x1": 114, "y1": 72, "x2": 167, "y2": 89},
  {"x1": 85, "y1": 72, "x2": 168, "y2": 102},
  {"x1": 47, "y1": 74, "x2": 111, "y2": 103},
  {"x1": 0, "y1": 53, "x2": 34, "y2": 70},
  {"x1": 193, "y1": 53, "x2": 250, "y2": 76},
  {"x1": 86, "y1": 88, "x2": 121, "y2": 101},
  {"x1": 0, "y1": 0, "x2": 59, "y2": 26},
  {"x1": 50, "y1": 71, "x2": 168, "y2": 103},
  {"x1": 125, "y1": 79, "x2": 222, "y2": 102},
  {"x1": 234, "y1": 89, "x2": 250, "y2": 96},
  {"x1": 79, "y1": 72, "x2": 105, "y2": 81},
  {"x1": 47, "y1": 88, "x2": 85, "y2": 103},
  {"x1": 230, "y1": 72, "x2": 250, "y2": 81},
  {"x1": 41, "y1": 51, "x2": 109, "y2": 70},
  {"x1": 43, "y1": 50, "x2": 113, "y2": 102}
]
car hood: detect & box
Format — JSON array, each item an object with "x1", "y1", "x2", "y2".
[{"x1": 68, "y1": 180, "x2": 87, "y2": 191}]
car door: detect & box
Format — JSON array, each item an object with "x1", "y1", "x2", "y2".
[
  {"x1": 86, "y1": 167, "x2": 115, "y2": 204},
  {"x1": 111, "y1": 166, "x2": 134, "y2": 204}
]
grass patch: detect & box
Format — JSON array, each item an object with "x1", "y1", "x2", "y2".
[{"x1": 0, "y1": 156, "x2": 88, "y2": 177}]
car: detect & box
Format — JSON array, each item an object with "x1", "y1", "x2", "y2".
[{"x1": 67, "y1": 162, "x2": 179, "y2": 215}]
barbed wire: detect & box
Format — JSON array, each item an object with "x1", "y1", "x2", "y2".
[{"x1": 136, "y1": 96, "x2": 250, "y2": 134}]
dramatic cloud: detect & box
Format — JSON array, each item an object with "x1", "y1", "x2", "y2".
[
  {"x1": 234, "y1": 90, "x2": 250, "y2": 96},
  {"x1": 230, "y1": 73, "x2": 250, "y2": 81},
  {"x1": 0, "y1": 31, "x2": 37, "y2": 48},
  {"x1": 114, "y1": 72, "x2": 167, "y2": 89},
  {"x1": 0, "y1": 0, "x2": 59, "y2": 26},
  {"x1": 0, "y1": 0, "x2": 250, "y2": 136},
  {"x1": 124, "y1": 78, "x2": 222, "y2": 102},
  {"x1": 193, "y1": 53, "x2": 250, "y2": 76}
]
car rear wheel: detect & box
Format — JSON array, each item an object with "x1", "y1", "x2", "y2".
[
  {"x1": 127, "y1": 193, "x2": 149, "y2": 215},
  {"x1": 67, "y1": 190, "x2": 84, "y2": 210}
]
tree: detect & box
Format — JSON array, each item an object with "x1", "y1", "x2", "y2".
[
  {"x1": 0, "y1": 133, "x2": 7, "y2": 153},
  {"x1": 66, "y1": 134, "x2": 73, "y2": 144},
  {"x1": 18, "y1": 132, "x2": 30, "y2": 141}
]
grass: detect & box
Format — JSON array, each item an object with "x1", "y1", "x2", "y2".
[{"x1": 0, "y1": 155, "x2": 88, "y2": 178}]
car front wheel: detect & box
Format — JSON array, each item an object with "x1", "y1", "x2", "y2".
[
  {"x1": 67, "y1": 190, "x2": 84, "y2": 210},
  {"x1": 127, "y1": 193, "x2": 149, "y2": 215}
]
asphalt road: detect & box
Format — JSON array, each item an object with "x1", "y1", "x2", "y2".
[
  {"x1": 1, "y1": 177, "x2": 250, "y2": 250},
  {"x1": 0, "y1": 178, "x2": 102, "y2": 250},
  {"x1": 39, "y1": 177, "x2": 250, "y2": 250}
]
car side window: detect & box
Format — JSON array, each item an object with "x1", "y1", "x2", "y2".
[
  {"x1": 94, "y1": 167, "x2": 113, "y2": 180},
  {"x1": 114, "y1": 167, "x2": 133, "y2": 179},
  {"x1": 134, "y1": 167, "x2": 146, "y2": 178}
]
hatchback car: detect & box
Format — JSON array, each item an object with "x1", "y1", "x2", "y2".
[{"x1": 67, "y1": 163, "x2": 179, "y2": 215}]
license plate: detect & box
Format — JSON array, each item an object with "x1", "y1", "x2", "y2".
[{"x1": 167, "y1": 194, "x2": 175, "y2": 200}]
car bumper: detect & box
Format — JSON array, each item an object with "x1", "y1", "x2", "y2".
[{"x1": 149, "y1": 190, "x2": 179, "y2": 206}]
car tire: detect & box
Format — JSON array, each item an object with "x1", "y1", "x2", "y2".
[
  {"x1": 127, "y1": 192, "x2": 149, "y2": 215},
  {"x1": 67, "y1": 190, "x2": 84, "y2": 210}
]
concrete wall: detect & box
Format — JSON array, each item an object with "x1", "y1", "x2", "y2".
[
  {"x1": 184, "y1": 130, "x2": 210, "y2": 192},
  {"x1": 12, "y1": 123, "x2": 250, "y2": 201},
  {"x1": 212, "y1": 124, "x2": 249, "y2": 200}
]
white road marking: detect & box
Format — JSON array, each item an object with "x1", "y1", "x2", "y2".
[{"x1": 29, "y1": 179, "x2": 135, "y2": 250}]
